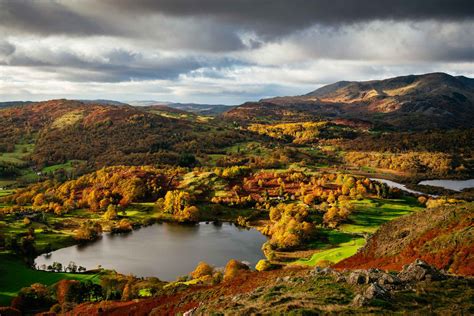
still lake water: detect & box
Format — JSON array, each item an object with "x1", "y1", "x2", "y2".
[
  {"x1": 370, "y1": 178, "x2": 435, "y2": 196},
  {"x1": 371, "y1": 178, "x2": 474, "y2": 196},
  {"x1": 35, "y1": 222, "x2": 267, "y2": 281},
  {"x1": 418, "y1": 179, "x2": 474, "y2": 191}
]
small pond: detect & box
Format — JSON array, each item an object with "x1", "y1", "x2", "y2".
[{"x1": 35, "y1": 222, "x2": 267, "y2": 281}]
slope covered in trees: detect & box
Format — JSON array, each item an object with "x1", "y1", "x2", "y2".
[{"x1": 0, "y1": 100, "x2": 249, "y2": 171}]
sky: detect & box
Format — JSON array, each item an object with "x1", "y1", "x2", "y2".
[{"x1": 0, "y1": 0, "x2": 473, "y2": 104}]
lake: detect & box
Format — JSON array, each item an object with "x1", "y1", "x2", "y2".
[
  {"x1": 35, "y1": 222, "x2": 267, "y2": 281},
  {"x1": 370, "y1": 178, "x2": 436, "y2": 197},
  {"x1": 418, "y1": 179, "x2": 474, "y2": 191}
]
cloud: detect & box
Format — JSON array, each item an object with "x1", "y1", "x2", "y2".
[
  {"x1": 238, "y1": 21, "x2": 474, "y2": 64},
  {"x1": 2, "y1": 38, "x2": 208, "y2": 82},
  {"x1": 101, "y1": 0, "x2": 474, "y2": 38},
  {"x1": 0, "y1": 1, "x2": 115, "y2": 36},
  {"x1": 0, "y1": 1, "x2": 473, "y2": 103},
  {"x1": 0, "y1": 40, "x2": 15, "y2": 58},
  {"x1": 2, "y1": 1, "x2": 474, "y2": 45}
]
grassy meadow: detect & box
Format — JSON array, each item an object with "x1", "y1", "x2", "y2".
[{"x1": 0, "y1": 252, "x2": 101, "y2": 305}]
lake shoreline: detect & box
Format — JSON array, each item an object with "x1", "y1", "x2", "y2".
[{"x1": 34, "y1": 221, "x2": 268, "y2": 281}]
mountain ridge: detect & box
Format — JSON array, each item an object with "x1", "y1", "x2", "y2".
[{"x1": 223, "y1": 72, "x2": 474, "y2": 129}]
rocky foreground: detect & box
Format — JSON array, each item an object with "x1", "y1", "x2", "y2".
[
  {"x1": 0, "y1": 260, "x2": 463, "y2": 315},
  {"x1": 191, "y1": 260, "x2": 473, "y2": 315}
]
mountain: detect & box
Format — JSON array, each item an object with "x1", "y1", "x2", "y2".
[
  {"x1": 223, "y1": 73, "x2": 474, "y2": 129},
  {"x1": 128, "y1": 100, "x2": 234, "y2": 115}
]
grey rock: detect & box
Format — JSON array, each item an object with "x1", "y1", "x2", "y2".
[
  {"x1": 352, "y1": 294, "x2": 370, "y2": 307},
  {"x1": 348, "y1": 270, "x2": 369, "y2": 285},
  {"x1": 320, "y1": 267, "x2": 334, "y2": 275},
  {"x1": 377, "y1": 272, "x2": 401, "y2": 286},
  {"x1": 352, "y1": 282, "x2": 390, "y2": 307},
  {"x1": 364, "y1": 283, "x2": 389, "y2": 300},
  {"x1": 398, "y1": 259, "x2": 446, "y2": 282}
]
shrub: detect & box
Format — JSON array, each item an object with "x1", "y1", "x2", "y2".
[
  {"x1": 23, "y1": 217, "x2": 31, "y2": 226},
  {"x1": 103, "y1": 204, "x2": 118, "y2": 220},
  {"x1": 255, "y1": 259, "x2": 273, "y2": 272},
  {"x1": 191, "y1": 261, "x2": 214, "y2": 279},
  {"x1": 75, "y1": 221, "x2": 102, "y2": 242},
  {"x1": 224, "y1": 259, "x2": 249, "y2": 281},
  {"x1": 112, "y1": 219, "x2": 133, "y2": 233}
]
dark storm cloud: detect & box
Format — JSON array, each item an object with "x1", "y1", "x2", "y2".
[
  {"x1": 93, "y1": 0, "x2": 474, "y2": 38},
  {"x1": 2, "y1": 0, "x2": 473, "y2": 39},
  {"x1": 111, "y1": 0, "x2": 474, "y2": 21},
  {"x1": 0, "y1": 1, "x2": 116, "y2": 36}
]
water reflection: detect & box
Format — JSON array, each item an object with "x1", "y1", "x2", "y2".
[
  {"x1": 418, "y1": 179, "x2": 474, "y2": 192},
  {"x1": 35, "y1": 222, "x2": 267, "y2": 281}
]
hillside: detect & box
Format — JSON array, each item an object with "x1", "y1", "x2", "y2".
[
  {"x1": 65, "y1": 264, "x2": 473, "y2": 315},
  {"x1": 0, "y1": 99, "x2": 247, "y2": 170},
  {"x1": 223, "y1": 73, "x2": 474, "y2": 129},
  {"x1": 334, "y1": 202, "x2": 474, "y2": 275}
]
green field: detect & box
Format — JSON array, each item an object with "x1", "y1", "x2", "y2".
[
  {"x1": 0, "y1": 252, "x2": 101, "y2": 306},
  {"x1": 0, "y1": 144, "x2": 34, "y2": 165},
  {"x1": 41, "y1": 160, "x2": 84, "y2": 174},
  {"x1": 0, "y1": 189, "x2": 15, "y2": 198},
  {"x1": 294, "y1": 237, "x2": 365, "y2": 266},
  {"x1": 339, "y1": 197, "x2": 422, "y2": 234},
  {"x1": 294, "y1": 197, "x2": 422, "y2": 266}
]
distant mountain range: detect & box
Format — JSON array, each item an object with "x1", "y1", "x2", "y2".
[
  {"x1": 0, "y1": 101, "x2": 34, "y2": 109},
  {"x1": 2, "y1": 73, "x2": 473, "y2": 128},
  {"x1": 223, "y1": 72, "x2": 474, "y2": 129},
  {"x1": 0, "y1": 99, "x2": 234, "y2": 116},
  {"x1": 127, "y1": 101, "x2": 235, "y2": 115}
]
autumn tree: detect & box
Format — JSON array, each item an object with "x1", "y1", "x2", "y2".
[
  {"x1": 75, "y1": 221, "x2": 102, "y2": 242},
  {"x1": 224, "y1": 259, "x2": 249, "y2": 281},
  {"x1": 191, "y1": 261, "x2": 214, "y2": 279}
]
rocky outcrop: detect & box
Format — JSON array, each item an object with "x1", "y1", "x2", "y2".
[
  {"x1": 398, "y1": 259, "x2": 447, "y2": 282},
  {"x1": 351, "y1": 259, "x2": 447, "y2": 306}
]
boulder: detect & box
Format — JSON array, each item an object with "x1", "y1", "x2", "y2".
[
  {"x1": 352, "y1": 282, "x2": 390, "y2": 306},
  {"x1": 347, "y1": 270, "x2": 369, "y2": 285},
  {"x1": 312, "y1": 266, "x2": 335, "y2": 276},
  {"x1": 363, "y1": 269, "x2": 402, "y2": 287},
  {"x1": 398, "y1": 259, "x2": 446, "y2": 282},
  {"x1": 352, "y1": 294, "x2": 370, "y2": 307},
  {"x1": 364, "y1": 283, "x2": 389, "y2": 300}
]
